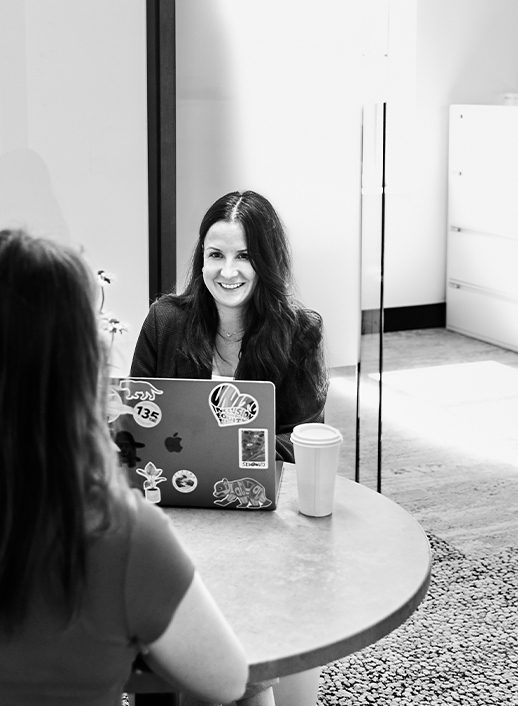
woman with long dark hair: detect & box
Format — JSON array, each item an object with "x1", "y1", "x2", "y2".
[
  {"x1": 131, "y1": 190, "x2": 329, "y2": 463},
  {"x1": 131, "y1": 191, "x2": 329, "y2": 706},
  {"x1": 0, "y1": 229, "x2": 248, "y2": 705}
]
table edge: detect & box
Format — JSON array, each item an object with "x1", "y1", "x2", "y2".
[{"x1": 249, "y1": 553, "x2": 432, "y2": 681}]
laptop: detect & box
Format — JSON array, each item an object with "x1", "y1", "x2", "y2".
[{"x1": 107, "y1": 377, "x2": 283, "y2": 510}]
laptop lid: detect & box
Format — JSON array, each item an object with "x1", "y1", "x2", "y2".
[{"x1": 108, "y1": 377, "x2": 282, "y2": 510}]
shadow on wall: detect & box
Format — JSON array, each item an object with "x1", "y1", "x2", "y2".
[{"x1": 0, "y1": 148, "x2": 69, "y2": 242}]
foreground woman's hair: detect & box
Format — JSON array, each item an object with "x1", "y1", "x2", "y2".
[{"x1": 0, "y1": 229, "x2": 121, "y2": 634}]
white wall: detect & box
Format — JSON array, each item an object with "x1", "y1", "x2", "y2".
[
  {"x1": 0, "y1": 0, "x2": 149, "y2": 375},
  {"x1": 176, "y1": 0, "x2": 393, "y2": 367},
  {"x1": 384, "y1": 0, "x2": 518, "y2": 309},
  {"x1": 361, "y1": 0, "x2": 418, "y2": 311},
  {"x1": 4, "y1": 1, "x2": 506, "y2": 371}
]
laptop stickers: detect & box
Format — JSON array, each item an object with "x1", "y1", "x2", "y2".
[
  {"x1": 209, "y1": 382, "x2": 259, "y2": 425},
  {"x1": 136, "y1": 461, "x2": 167, "y2": 504},
  {"x1": 108, "y1": 378, "x2": 281, "y2": 510}
]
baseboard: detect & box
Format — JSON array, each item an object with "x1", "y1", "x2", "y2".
[{"x1": 362, "y1": 303, "x2": 446, "y2": 334}]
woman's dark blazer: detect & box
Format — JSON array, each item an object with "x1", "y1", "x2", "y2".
[{"x1": 130, "y1": 297, "x2": 328, "y2": 462}]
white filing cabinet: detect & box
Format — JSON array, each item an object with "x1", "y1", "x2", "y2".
[{"x1": 447, "y1": 104, "x2": 518, "y2": 351}]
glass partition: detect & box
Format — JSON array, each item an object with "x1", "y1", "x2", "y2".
[{"x1": 356, "y1": 103, "x2": 386, "y2": 492}]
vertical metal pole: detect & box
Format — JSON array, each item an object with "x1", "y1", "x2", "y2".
[
  {"x1": 355, "y1": 108, "x2": 366, "y2": 484},
  {"x1": 354, "y1": 358, "x2": 361, "y2": 484},
  {"x1": 377, "y1": 103, "x2": 387, "y2": 494}
]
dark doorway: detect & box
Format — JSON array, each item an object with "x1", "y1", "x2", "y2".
[{"x1": 146, "y1": 0, "x2": 176, "y2": 301}]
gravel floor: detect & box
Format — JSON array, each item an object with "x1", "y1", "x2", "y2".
[{"x1": 318, "y1": 533, "x2": 518, "y2": 705}]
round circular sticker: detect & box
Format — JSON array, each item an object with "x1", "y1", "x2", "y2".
[
  {"x1": 132, "y1": 401, "x2": 162, "y2": 428},
  {"x1": 172, "y1": 470, "x2": 198, "y2": 494}
]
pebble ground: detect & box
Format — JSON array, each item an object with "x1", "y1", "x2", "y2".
[{"x1": 318, "y1": 534, "x2": 518, "y2": 705}]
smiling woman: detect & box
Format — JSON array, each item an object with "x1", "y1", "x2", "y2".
[
  {"x1": 130, "y1": 190, "x2": 329, "y2": 465},
  {"x1": 130, "y1": 189, "x2": 329, "y2": 706}
]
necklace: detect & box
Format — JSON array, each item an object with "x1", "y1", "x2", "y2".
[{"x1": 218, "y1": 327, "x2": 244, "y2": 339}]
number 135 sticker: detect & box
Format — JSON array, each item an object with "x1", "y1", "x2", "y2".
[{"x1": 133, "y1": 401, "x2": 162, "y2": 428}]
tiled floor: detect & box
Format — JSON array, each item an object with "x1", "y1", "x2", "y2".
[{"x1": 326, "y1": 327, "x2": 518, "y2": 555}]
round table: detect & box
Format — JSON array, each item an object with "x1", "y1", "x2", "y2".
[{"x1": 127, "y1": 467, "x2": 431, "y2": 702}]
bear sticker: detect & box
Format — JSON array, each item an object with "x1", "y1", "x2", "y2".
[{"x1": 213, "y1": 477, "x2": 272, "y2": 509}]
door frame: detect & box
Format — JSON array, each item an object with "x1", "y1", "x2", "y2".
[{"x1": 146, "y1": 0, "x2": 176, "y2": 300}]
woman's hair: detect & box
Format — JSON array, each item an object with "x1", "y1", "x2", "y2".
[
  {"x1": 169, "y1": 191, "x2": 327, "y2": 417},
  {"x1": 0, "y1": 229, "x2": 121, "y2": 634}
]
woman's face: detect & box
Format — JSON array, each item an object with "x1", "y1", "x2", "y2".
[{"x1": 202, "y1": 220, "x2": 257, "y2": 314}]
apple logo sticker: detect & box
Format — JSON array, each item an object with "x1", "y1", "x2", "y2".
[{"x1": 165, "y1": 433, "x2": 183, "y2": 453}]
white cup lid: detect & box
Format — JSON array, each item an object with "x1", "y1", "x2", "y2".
[{"x1": 291, "y1": 423, "x2": 343, "y2": 447}]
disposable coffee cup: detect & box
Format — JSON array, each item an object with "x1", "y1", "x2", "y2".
[{"x1": 290, "y1": 423, "x2": 343, "y2": 517}]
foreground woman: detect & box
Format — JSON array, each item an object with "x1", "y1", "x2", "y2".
[{"x1": 0, "y1": 229, "x2": 248, "y2": 706}]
